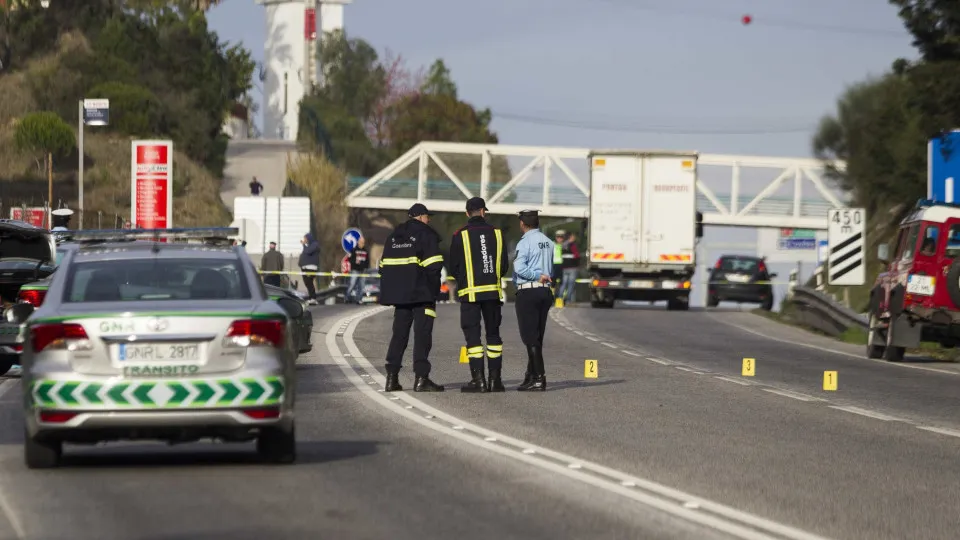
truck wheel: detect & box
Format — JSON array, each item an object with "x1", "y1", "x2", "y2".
[
  {"x1": 0, "y1": 356, "x2": 13, "y2": 377},
  {"x1": 666, "y1": 296, "x2": 689, "y2": 311},
  {"x1": 946, "y1": 259, "x2": 960, "y2": 308},
  {"x1": 24, "y1": 431, "x2": 61, "y2": 469},
  {"x1": 883, "y1": 316, "x2": 906, "y2": 362},
  {"x1": 257, "y1": 424, "x2": 296, "y2": 464},
  {"x1": 866, "y1": 314, "x2": 886, "y2": 359}
]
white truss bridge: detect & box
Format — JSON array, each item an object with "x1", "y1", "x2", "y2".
[{"x1": 345, "y1": 142, "x2": 849, "y2": 230}]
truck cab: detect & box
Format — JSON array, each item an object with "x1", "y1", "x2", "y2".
[{"x1": 868, "y1": 199, "x2": 960, "y2": 361}]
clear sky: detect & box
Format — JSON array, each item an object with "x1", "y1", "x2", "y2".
[{"x1": 208, "y1": 0, "x2": 918, "y2": 306}]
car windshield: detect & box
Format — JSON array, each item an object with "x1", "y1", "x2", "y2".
[
  {"x1": 63, "y1": 258, "x2": 251, "y2": 302},
  {"x1": 718, "y1": 258, "x2": 759, "y2": 273}
]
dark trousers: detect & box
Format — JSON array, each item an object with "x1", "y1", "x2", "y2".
[
  {"x1": 385, "y1": 303, "x2": 436, "y2": 377},
  {"x1": 460, "y1": 300, "x2": 503, "y2": 371},
  {"x1": 300, "y1": 267, "x2": 317, "y2": 298},
  {"x1": 263, "y1": 274, "x2": 282, "y2": 287},
  {"x1": 515, "y1": 287, "x2": 552, "y2": 347}
]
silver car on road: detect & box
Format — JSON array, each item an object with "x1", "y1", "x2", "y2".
[{"x1": 21, "y1": 228, "x2": 297, "y2": 468}]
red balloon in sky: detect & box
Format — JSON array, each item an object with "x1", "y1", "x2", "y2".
[{"x1": 742, "y1": 14, "x2": 752, "y2": 25}]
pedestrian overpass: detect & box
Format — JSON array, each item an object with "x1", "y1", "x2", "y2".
[{"x1": 345, "y1": 142, "x2": 848, "y2": 230}]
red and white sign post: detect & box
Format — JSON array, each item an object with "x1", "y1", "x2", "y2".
[{"x1": 130, "y1": 140, "x2": 173, "y2": 229}]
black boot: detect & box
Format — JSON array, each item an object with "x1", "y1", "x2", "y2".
[
  {"x1": 487, "y1": 368, "x2": 505, "y2": 392},
  {"x1": 461, "y1": 368, "x2": 488, "y2": 393},
  {"x1": 517, "y1": 346, "x2": 539, "y2": 391},
  {"x1": 385, "y1": 372, "x2": 402, "y2": 392},
  {"x1": 414, "y1": 376, "x2": 445, "y2": 392},
  {"x1": 531, "y1": 346, "x2": 547, "y2": 391}
]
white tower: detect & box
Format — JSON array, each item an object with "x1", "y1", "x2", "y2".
[{"x1": 256, "y1": 0, "x2": 353, "y2": 141}]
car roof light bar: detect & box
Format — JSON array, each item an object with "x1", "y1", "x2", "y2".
[{"x1": 68, "y1": 227, "x2": 240, "y2": 245}]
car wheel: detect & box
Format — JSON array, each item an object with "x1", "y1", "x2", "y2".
[
  {"x1": 24, "y1": 430, "x2": 62, "y2": 469},
  {"x1": 760, "y1": 295, "x2": 773, "y2": 311},
  {"x1": 0, "y1": 356, "x2": 14, "y2": 377},
  {"x1": 257, "y1": 424, "x2": 296, "y2": 464},
  {"x1": 706, "y1": 295, "x2": 719, "y2": 308}
]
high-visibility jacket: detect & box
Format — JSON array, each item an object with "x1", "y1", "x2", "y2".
[
  {"x1": 449, "y1": 216, "x2": 507, "y2": 303},
  {"x1": 378, "y1": 219, "x2": 443, "y2": 306},
  {"x1": 553, "y1": 243, "x2": 563, "y2": 264}
]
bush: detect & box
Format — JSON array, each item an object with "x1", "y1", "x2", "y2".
[
  {"x1": 13, "y1": 111, "x2": 75, "y2": 157},
  {"x1": 87, "y1": 81, "x2": 167, "y2": 137}
]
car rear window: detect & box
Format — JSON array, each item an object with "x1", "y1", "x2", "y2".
[
  {"x1": 63, "y1": 258, "x2": 251, "y2": 302},
  {"x1": 718, "y1": 258, "x2": 759, "y2": 273}
]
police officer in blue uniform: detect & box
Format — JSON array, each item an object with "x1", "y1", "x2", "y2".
[
  {"x1": 512, "y1": 209, "x2": 554, "y2": 391},
  {"x1": 449, "y1": 197, "x2": 508, "y2": 393},
  {"x1": 378, "y1": 203, "x2": 445, "y2": 393}
]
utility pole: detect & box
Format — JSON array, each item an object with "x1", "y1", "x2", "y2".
[{"x1": 47, "y1": 152, "x2": 52, "y2": 228}]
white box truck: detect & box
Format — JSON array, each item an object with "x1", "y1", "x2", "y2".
[{"x1": 586, "y1": 150, "x2": 703, "y2": 310}]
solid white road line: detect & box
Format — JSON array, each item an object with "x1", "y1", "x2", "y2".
[
  {"x1": 917, "y1": 426, "x2": 960, "y2": 438},
  {"x1": 828, "y1": 406, "x2": 903, "y2": 422},
  {"x1": 326, "y1": 307, "x2": 831, "y2": 540}
]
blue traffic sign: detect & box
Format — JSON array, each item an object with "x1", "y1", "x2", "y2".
[
  {"x1": 928, "y1": 130, "x2": 960, "y2": 203},
  {"x1": 341, "y1": 228, "x2": 362, "y2": 253},
  {"x1": 817, "y1": 239, "x2": 829, "y2": 266},
  {"x1": 777, "y1": 238, "x2": 816, "y2": 250}
]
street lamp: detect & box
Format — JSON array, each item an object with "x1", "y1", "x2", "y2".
[{"x1": 40, "y1": 0, "x2": 50, "y2": 8}]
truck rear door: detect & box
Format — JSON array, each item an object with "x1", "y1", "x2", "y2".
[
  {"x1": 640, "y1": 155, "x2": 697, "y2": 264},
  {"x1": 589, "y1": 155, "x2": 641, "y2": 264}
]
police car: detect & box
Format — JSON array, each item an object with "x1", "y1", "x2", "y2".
[{"x1": 21, "y1": 228, "x2": 297, "y2": 468}]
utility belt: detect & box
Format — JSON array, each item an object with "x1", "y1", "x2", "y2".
[{"x1": 517, "y1": 282, "x2": 550, "y2": 290}]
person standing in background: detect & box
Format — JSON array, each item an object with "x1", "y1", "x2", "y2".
[
  {"x1": 260, "y1": 241, "x2": 284, "y2": 287},
  {"x1": 299, "y1": 233, "x2": 320, "y2": 304},
  {"x1": 249, "y1": 176, "x2": 264, "y2": 196},
  {"x1": 552, "y1": 230, "x2": 565, "y2": 294},
  {"x1": 346, "y1": 236, "x2": 370, "y2": 304},
  {"x1": 558, "y1": 232, "x2": 581, "y2": 304}
]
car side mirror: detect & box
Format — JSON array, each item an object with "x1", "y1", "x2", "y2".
[
  {"x1": 769, "y1": 272, "x2": 778, "y2": 279},
  {"x1": 877, "y1": 243, "x2": 890, "y2": 263}
]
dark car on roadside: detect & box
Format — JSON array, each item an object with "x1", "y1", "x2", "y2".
[{"x1": 706, "y1": 255, "x2": 777, "y2": 311}]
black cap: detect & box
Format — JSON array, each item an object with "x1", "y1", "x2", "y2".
[
  {"x1": 466, "y1": 197, "x2": 488, "y2": 212},
  {"x1": 408, "y1": 203, "x2": 434, "y2": 217},
  {"x1": 518, "y1": 209, "x2": 539, "y2": 217}
]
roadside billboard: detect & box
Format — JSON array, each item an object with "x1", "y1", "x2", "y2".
[{"x1": 130, "y1": 140, "x2": 173, "y2": 229}]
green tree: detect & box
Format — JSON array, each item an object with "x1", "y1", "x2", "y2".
[
  {"x1": 420, "y1": 59, "x2": 457, "y2": 98},
  {"x1": 14, "y1": 110, "x2": 75, "y2": 157},
  {"x1": 87, "y1": 81, "x2": 166, "y2": 136}
]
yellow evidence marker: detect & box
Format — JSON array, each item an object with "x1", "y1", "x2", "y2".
[
  {"x1": 741, "y1": 358, "x2": 755, "y2": 377},
  {"x1": 555, "y1": 297, "x2": 564, "y2": 308},
  {"x1": 459, "y1": 346, "x2": 469, "y2": 364},
  {"x1": 823, "y1": 371, "x2": 837, "y2": 391},
  {"x1": 584, "y1": 359, "x2": 598, "y2": 378}
]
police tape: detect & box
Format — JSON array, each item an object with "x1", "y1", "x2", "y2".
[{"x1": 257, "y1": 271, "x2": 792, "y2": 286}]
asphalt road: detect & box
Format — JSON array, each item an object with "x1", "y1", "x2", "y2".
[
  {"x1": 348, "y1": 302, "x2": 960, "y2": 540},
  {"x1": 0, "y1": 306, "x2": 724, "y2": 540}
]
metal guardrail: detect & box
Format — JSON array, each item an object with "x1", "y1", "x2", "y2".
[{"x1": 786, "y1": 286, "x2": 868, "y2": 338}]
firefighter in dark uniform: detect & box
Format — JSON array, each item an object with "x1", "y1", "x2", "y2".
[
  {"x1": 449, "y1": 197, "x2": 508, "y2": 393},
  {"x1": 512, "y1": 209, "x2": 555, "y2": 391},
  {"x1": 379, "y1": 203, "x2": 445, "y2": 393}
]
